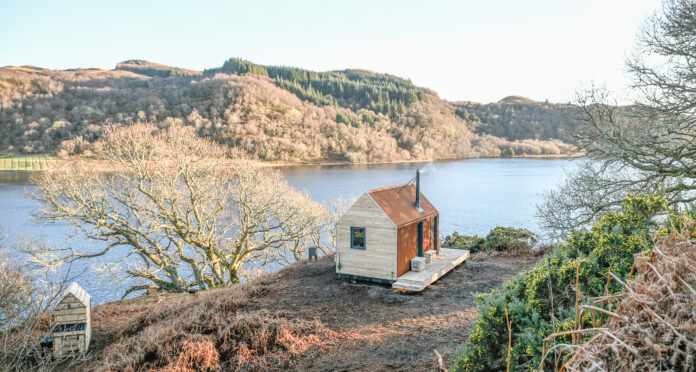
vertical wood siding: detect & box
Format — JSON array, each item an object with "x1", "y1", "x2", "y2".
[
  {"x1": 396, "y1": 214, "x2": 438, "y2": 276},
  {"x1": 336, "y1": 193, "x2": 397, "y2": 280}
]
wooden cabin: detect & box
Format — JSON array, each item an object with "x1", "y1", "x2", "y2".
[
  {"x1": 335, "y1": 170, "x2": 440, "y2": 283},
  {"x1": 52, "y1": 282, "x2": 91, "y2": 358}
]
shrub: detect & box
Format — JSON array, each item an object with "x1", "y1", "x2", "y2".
[
  {"x1": 483, "y1": 227, "x2": 536, "y2": 254},
  {"x1": 442, "y1": 227, "x2": 537, "y2": 254},
  {"x1": 452, "y1": 194, "x2": 666, "y2": 371},
  {"x1": 442, "y1": 232, "x2": 485, "y2": 252},
  {"x1": 563, "y1": 223, "x2": 696, "y2": 371},
  {"x1": 0, "y1": 248, "x2": 65, "y2": 371}
]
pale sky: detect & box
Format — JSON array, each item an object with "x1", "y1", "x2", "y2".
[{"x1": 1, "y1": 0, "x2": 661, "y2": 103}]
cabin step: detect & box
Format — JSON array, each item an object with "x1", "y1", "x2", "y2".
[{"x1": 392, "y1": 284, "x2": 424, "y2": 291}]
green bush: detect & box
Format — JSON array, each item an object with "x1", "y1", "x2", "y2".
[
  {"x1": 452, "y1": 194, "x2": 666, "y2": 371},
  {"x1": 442, "y1": 231, "x2": 485, "y2": 252},
  {"x1": 442, "y1": 227, "x2": 536, "y2": 254}
]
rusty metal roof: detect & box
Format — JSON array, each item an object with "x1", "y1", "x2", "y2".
[{"x1": 368, "y1": 184, "x2": 438, "y2": 227}]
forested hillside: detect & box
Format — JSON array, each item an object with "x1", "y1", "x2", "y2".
[
  {"x1": 454, "y1": 96, "x2": 575, "y2": 143},
  {"x1": 0, "y1": 60, "x2": 576, "y2": 163},
  {"x1": 208, "y1": 58, "x2": 428, "y2": 117}
]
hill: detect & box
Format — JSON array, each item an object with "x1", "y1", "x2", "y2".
[
  {"x1": 454, "y1": 97, "x2": 576, "y2": 143},
  {"x1": 115, "y1": 59, "x2": 202, "y2": 77},
  {"x1": 498, "y1": 95, "x2": 534, "y2": 104},
  {"x1": 0, "y1": 59, "x2": 576, "y2": 163},
  {"x1": 81, "y1": 254, "x2": 537, "y2": 371},
  {"x1": 206, "y1": 58, "x2": 428, "y2": 117}
]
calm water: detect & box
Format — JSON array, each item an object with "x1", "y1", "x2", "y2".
[
  {"x1": 0, "y1": 158, "x2": 577, "y2": 303},
  {"x1": 282, "y1": 158, "x2": 576, "y2": 236}
]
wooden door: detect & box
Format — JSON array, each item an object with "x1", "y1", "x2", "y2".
[{"x1": 417, "y1": 221, "x2": 423, "y2": 257}]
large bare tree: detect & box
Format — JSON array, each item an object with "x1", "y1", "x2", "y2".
[
  {"x1": 26, "y1": 123, "x2": 326, "y2": 295},
  {"x1": 538, "y1": 0, "x2": 696, "y2": 238}
]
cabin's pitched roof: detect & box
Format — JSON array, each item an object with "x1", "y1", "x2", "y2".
[
  {"x1": 367, "y1": 184, "x2": 438, "y2": 227},
  {"x1": 60, "y1": 282, "x2": 91, "y2": 306}
]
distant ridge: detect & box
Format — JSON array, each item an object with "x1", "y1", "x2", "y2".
[
  {"x1": 454, "y1": 97, "x2": 575, "y2": 143},
  {"x1": 0, "y1": 57, "x2": 577, "y2": 161},
  {"x1": 498, "y1": 95, "x2": 534, "y2": 104},
  {"x1": 115, "y1": 60, "x2": 201, "y2": 77}
]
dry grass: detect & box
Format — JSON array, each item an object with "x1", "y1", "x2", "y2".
[
  {"x1": 84, "y1": 273, "x2": 337, "y2": 372},
  {"x1": 156, "y1": 336, "x2": 219, "y2": 372},
  {"x1": 73, "y1": 254, "x2": 537, "y2": 371},
  {"x1": 562, "y1": 223, "x2": 696, "y2": 371}
]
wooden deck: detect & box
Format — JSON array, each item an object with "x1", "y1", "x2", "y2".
[{"x1": 391, "y1": 248, "x2": 470, "y2": 291}]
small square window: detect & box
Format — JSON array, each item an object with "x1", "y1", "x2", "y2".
[{"x1": 350, "y1": 227, "x2": 366, "y2": 249}]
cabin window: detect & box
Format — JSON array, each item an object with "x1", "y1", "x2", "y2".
[{"x1": 350, "y1": 227, "x2": 366, "y2": 249}]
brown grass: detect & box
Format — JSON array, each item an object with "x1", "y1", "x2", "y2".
[
  {"x1": 84, "y1": 272, "x2": 337, "y2": 372},
  {"x1": 562, "y1": 223, "x2": 696, "y2": 371},
  {"x1": 156, "y1": 335, "x2": 219, "y2": 372},
  {"x1": 75, "y1": 254, "x2": 538, "y2": 371}
]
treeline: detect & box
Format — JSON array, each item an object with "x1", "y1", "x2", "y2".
[
  {"x1": 0, "y1": 60, "x2": 576, "y2": 162},
  {"x1": 208, "y1": 58, "x2": 427, "y2": 117},
  {"x1": 454, "y1": 96, "x2": 576, "y2": 143}
]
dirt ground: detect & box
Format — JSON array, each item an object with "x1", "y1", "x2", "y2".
[
  {"x1": 245, "y1": 253, "x2": 537, "y2": 371},
  {"x1": 83, "y1": 253, "x2": 537, "y2": 371}
]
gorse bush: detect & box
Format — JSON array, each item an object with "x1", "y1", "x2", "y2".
[
  {"x1": 484, "y1": 227, "x2": 537, "y2": 254},
  {"x1": 443, "y1": 226, "x2": 537, "y2": 254},
  {"x1": 452, "y1": 194, "x2": 667, "y2": 371}
]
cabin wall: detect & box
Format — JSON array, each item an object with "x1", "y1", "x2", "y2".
[
  {"x1": 336, "y1": 193, "x2": 397, "y2": 281},
  {"x1": 54, "y1": 294, "x2": 87, "y2": 324},
  {"x1": 396, "y1": 214, "x2": 439, "y2": 276}
]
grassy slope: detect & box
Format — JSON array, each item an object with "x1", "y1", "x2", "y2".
[{"x1": 80, "y1": 254, "x2": 538, "y2": 371}]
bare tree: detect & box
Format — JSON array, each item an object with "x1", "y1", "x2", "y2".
[
  {"x1": 26, "y1": 123, "x2": 326, "y2": 296},
  {"x1": 0, "y1": 243, "x2": 75, "y2": 371},
  {"x1": 538, "y1": 0, "x2": 696, "y2": 238},
  {"x1": 305, "y1": 197, "x2": 355, "y2": 257}
]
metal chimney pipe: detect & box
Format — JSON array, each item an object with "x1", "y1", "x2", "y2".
[{"x1": 415, "y1": 169, "x2": 423, "y2": 211}]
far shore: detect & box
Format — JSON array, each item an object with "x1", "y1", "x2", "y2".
[{"x1": 0, "y1": 152, "x2": 584, "y2": 173}]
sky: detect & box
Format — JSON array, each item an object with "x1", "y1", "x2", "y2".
[{"x1": 1, "y1": 0, "x2": 661, "y2": 103}]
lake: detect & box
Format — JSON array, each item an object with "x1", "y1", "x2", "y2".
[{"x1": 0, "y1": 157, "x2": 577, "y2": 304}]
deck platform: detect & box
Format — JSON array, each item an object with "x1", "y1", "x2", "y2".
[{"x1": 392, "y1": 248, "x2": 470, "y2": 291}]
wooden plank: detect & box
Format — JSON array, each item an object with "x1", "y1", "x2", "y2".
[
  {"x1": 55, "y1": 307, "x2": 87, "y2": 315},
  {"x1": 55, "y1": 314, "x2": 87, "y2": 323},
  {"x1": 55, "y1": 331, "x2": 82, "y2": 337},
  {"x1": 55, "y1": 301, "x2": 85, "y2": 310},
  {"x1": 392, "y1": 248, "x2": 469, "y2": 291}
]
